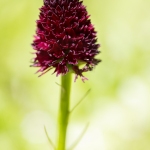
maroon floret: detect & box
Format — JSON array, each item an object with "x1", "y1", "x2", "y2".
[{"x1": 31, "y1": 0, "x2": 101, "y2": 82}]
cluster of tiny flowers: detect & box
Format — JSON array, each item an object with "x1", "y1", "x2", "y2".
[{"x1": 31, "y1": 0, "x2": 101, "y2": 82}]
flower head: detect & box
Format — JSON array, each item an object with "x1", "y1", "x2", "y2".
[{"x1": 31, "y1": 0, "x2": 101, "y2": 82}]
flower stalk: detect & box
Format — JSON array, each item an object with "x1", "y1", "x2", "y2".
[{"x1": 57, "y1": 73, "x2": 72, "y2": 150}]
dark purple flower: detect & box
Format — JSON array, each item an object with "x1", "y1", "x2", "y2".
[{"x1": 31, "y1": 0, "x2": 101, "y2": 82}]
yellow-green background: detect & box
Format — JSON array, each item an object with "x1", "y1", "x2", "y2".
[{"x1": 0, "y1": 0, "x2": 150, "y2": 150}]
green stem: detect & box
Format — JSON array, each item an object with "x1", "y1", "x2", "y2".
[{"x1": 57, "y1": 73, "x2": 72, "y2": 150}]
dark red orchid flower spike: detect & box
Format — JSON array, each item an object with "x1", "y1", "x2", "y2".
[{"x1": 31, "y1": 0, "x2": 101, "y2": 82}]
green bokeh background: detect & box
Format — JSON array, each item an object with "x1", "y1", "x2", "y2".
[{"x1": 0, "y1": 0, "x2": 150, "y2": 150}]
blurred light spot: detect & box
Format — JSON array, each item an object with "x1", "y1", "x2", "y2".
[
  {"x1": 21, "y1": 110, "x2": 56, "y2": 144},
  {"x1": 68, "y1": 123, "x2": 105, "y2": 150},
  {"x1": 118, "y1": 76, "x2": 150, "y2": 122}
]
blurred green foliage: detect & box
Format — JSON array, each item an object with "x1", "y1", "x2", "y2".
[{"x1": 0, "y1": 0, "x2": 150, "y2": 150}]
